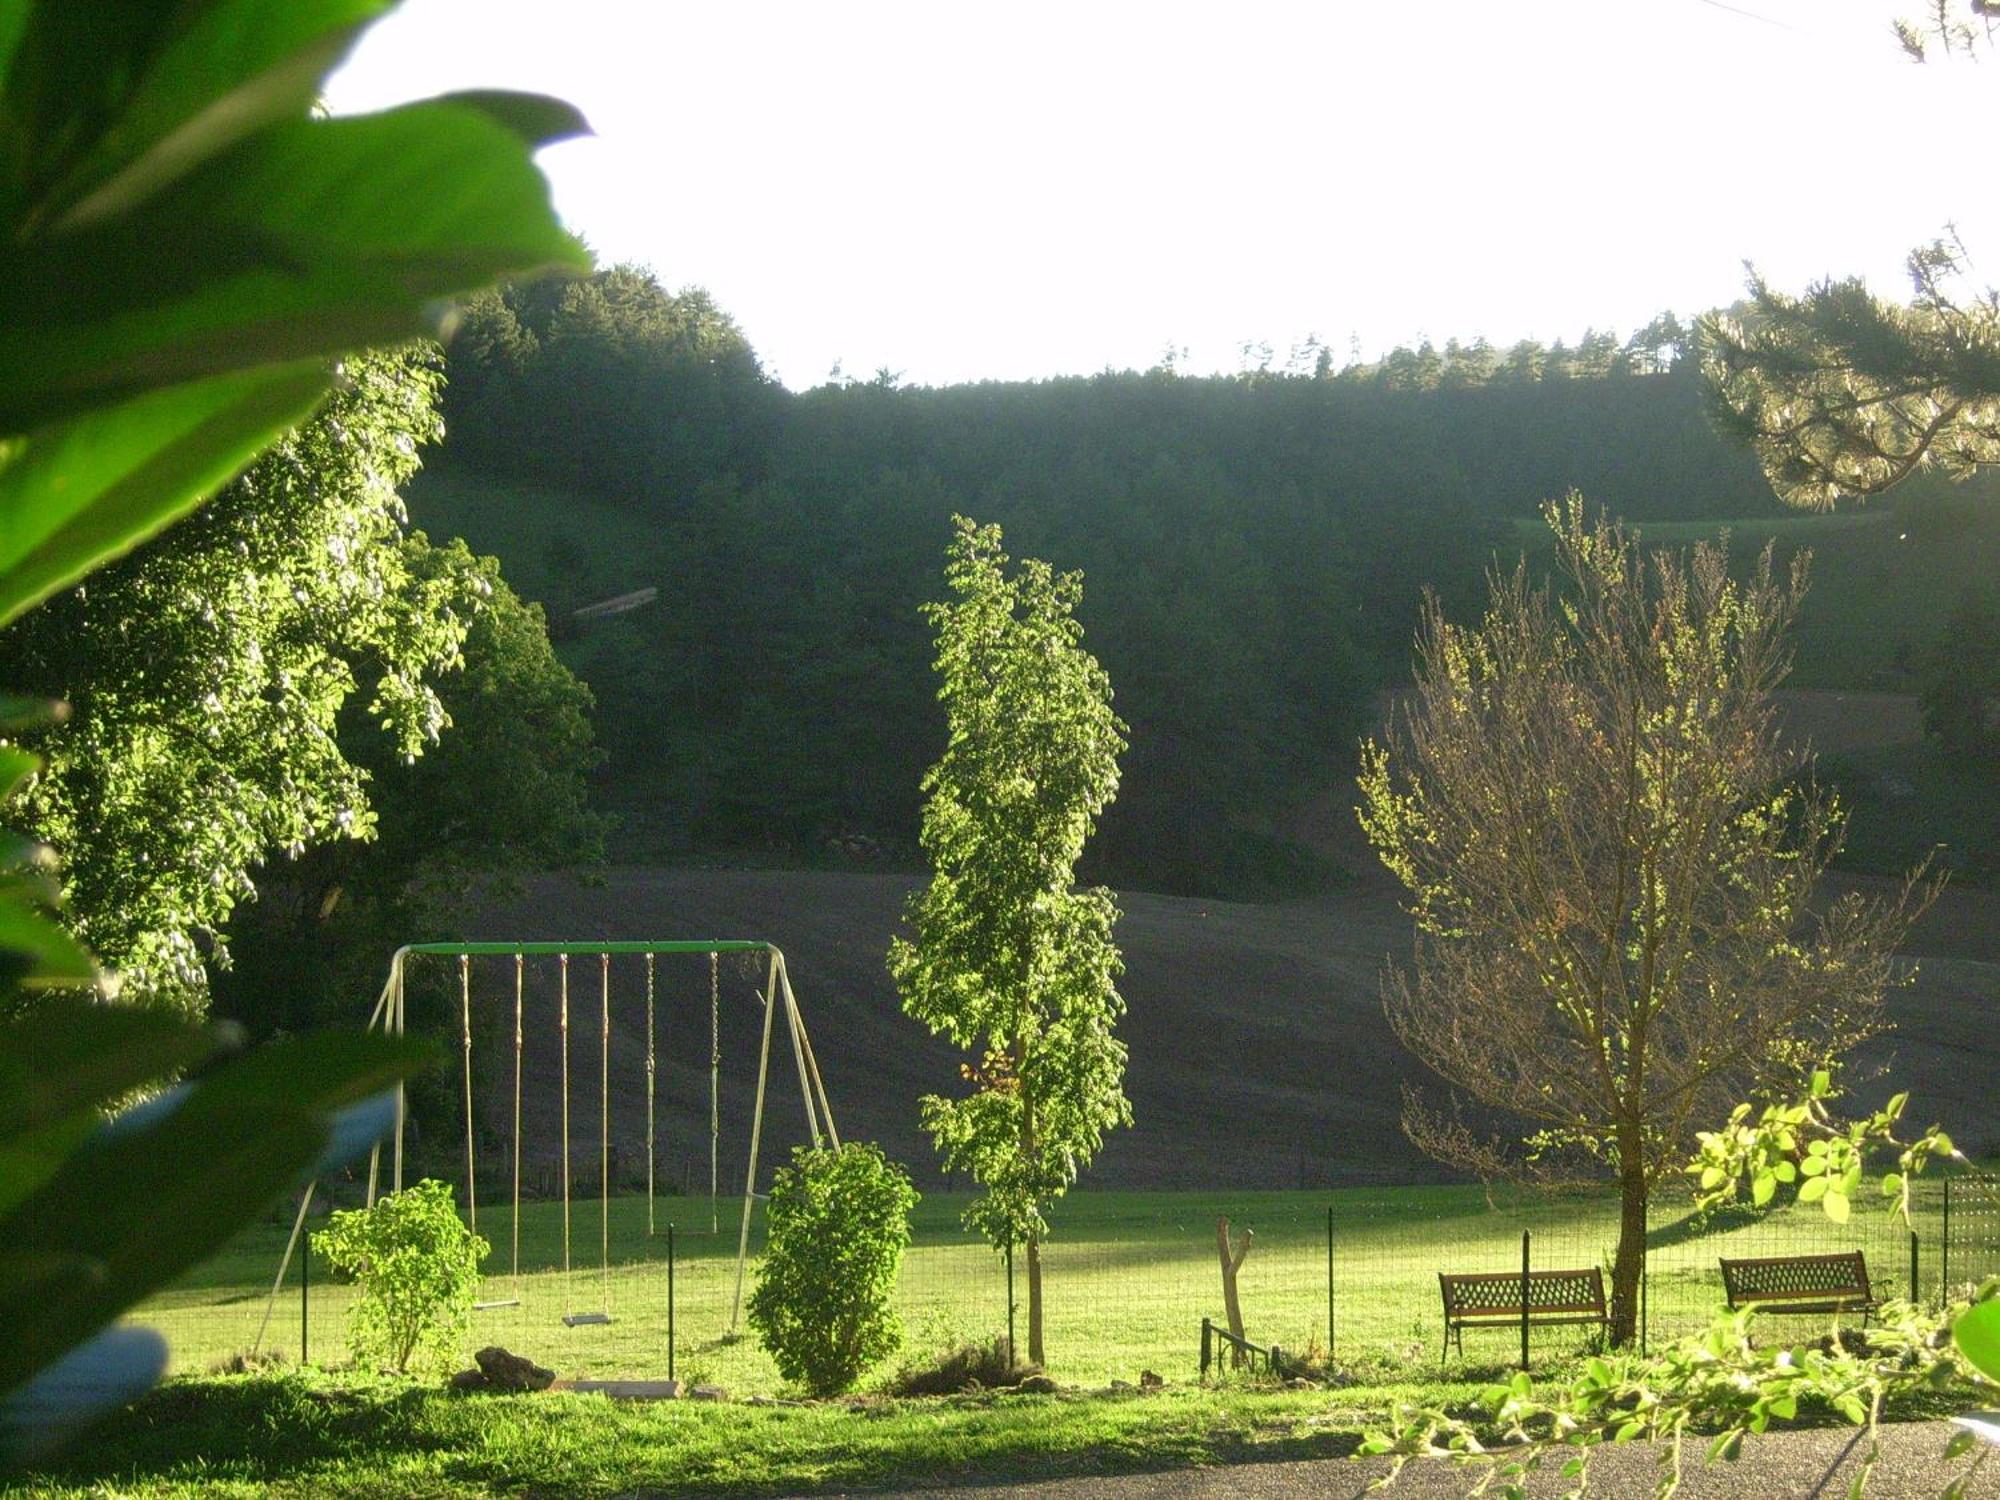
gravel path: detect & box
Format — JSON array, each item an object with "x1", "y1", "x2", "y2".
[{"x1": 821, "y1": 1421, "x2": 1997, "y2": 1499}]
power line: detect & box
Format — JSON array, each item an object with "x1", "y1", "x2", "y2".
[{"x1": 1692, "y1": 0, "x2": 1801, "y2": 32}]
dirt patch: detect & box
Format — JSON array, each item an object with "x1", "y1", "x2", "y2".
[{"x1": 436, "y1": 864, "x2": 1999, "y2": 1192}]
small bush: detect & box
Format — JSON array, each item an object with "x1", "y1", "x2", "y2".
[
  {"x1": 888, "y1": 1334, "x2": 1037, "y2": 1396},
  {"x1": 747, "y1": 1142, "x2": 917, "y2": 1396},
  {"x1": 313, "y1": 1179, "x2": 488, "y2": 1375}
]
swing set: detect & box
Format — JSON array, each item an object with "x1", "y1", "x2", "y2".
[{"x1": 256, "y1": 939, "x2": 835, "y2": 1355}]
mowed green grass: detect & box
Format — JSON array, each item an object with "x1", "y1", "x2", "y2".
[
  {"x1": 13, "y1": 1378, "x2": 1393, "y2": 1499},
  {"x1": 130, "y1": 1179, "x2": 1962, "y2": 1394}
]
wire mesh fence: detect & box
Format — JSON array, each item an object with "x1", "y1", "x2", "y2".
[{"x1": 126, "y1": 1174, "x2": 2000, "y2": 1391}]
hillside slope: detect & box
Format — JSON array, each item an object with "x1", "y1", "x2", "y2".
[{"x1": 431, "y1": 867, "x2": 2000, "y2": 1194}]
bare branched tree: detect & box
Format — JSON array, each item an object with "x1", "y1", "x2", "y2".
[{"x1": 1358, "y1": 497, "x2": 1932, "y2": 1345}]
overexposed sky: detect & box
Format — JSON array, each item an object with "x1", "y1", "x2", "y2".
[{"x1": 328, "y1": 1, "x2": 1997, "y2": 389}]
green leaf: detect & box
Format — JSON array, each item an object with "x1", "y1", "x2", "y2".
[
  {"x1": 0, "y1": 881, "x2": 97, "y2": 990},
  {"x1": 0, "y1": 745, "x2": 36, "y2": 801},
  {"x1": 0, "y1": 1100, "x2": 321, "y2": 1393},
  {"x1": 0, "y1": 1027, "x2": 425, "y2": 1394},
  {"x1": 1945, "y1": 1429, "x2": 1977, "y2": 1459},
  {"x1": 0, "y1": 102, "x2": 589, "y2": 430},
  {"x1": 46, "y1": 1, "x2": 398, "y2": 230},
  {"x1": 1881, "y1": 1171, "x2": 1904, "y2": 1199},
  {"x1": 0, "y1": 695, "x2": 64, "y2": 732},
  {"x1": 0, "y1": 362, "x2": 330, "y2": 625},
  {"x1": 428, "y1": 89, "x2": 591, "y2": 149},
  {"x1": 1954, "y1": 1301, "x2": 2000, "y2": 1385},
  {"x1": 1823, "y1": 1189, "x2": 1851, "y2": 1224},
  {"x1": 1752, "y1": 1170, "x2": 1776, "y2": 1206},
  {"x1": 1799, "y1": 1175, "x2": 1829, "y2": 1204},
  {"x1": 0, "y1": 997, "x2": 209, "y2": 1145}
]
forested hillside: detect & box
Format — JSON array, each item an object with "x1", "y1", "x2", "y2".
[{"x1": 414, "y1": 267, "x2": 1999, "y2": 893}]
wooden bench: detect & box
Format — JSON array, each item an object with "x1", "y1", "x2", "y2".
[
  {"x1": 1438, "y1": 1267, "x2": 1608, "y2": 1360},
  {"x1": 1720, "y1": 1251, "x2": 1879, "y2": 1325}
]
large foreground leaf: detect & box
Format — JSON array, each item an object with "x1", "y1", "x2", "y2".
[
  {"x1": 0, "y1": 362, "x2": 330, "y2": 624},
  {"x1": 0, "y1": 1027, "x2": 428, "y2": 1396},
  {"x1": 1, "y1": 100, "x2": 588, "y2": 432}
]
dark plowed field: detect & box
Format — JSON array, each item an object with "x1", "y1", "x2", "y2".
[{"x1": 434, "y1": 865, "x2": 2000, "y2": 1193}]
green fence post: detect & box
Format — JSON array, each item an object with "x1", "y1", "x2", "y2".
[
  {"x1": 1200, "y1": 1316, "x2": 1212, "y2": 1379},
  {"x1": 667, "y1": 1222, "x2": 676, "y2": 1382},
  {"x1": 1519, "y1": 1230, "x2": 1530, "y2": 1372},
  {"x1": 1006, "y1": 1242, "x2": 1017, "y2": 1367},
  {"x1": 1640, "y1": 1245, "x2": 1648, "y2": 1356},
  {"x1": 1910, "y1": 1228, "x2": 1920, "y2": 1305},
  {"x1": 1325, "y1": 1204, "x2": 1335, "y2": 1360},
  {"x1": 299, "y1": 1212, "x2": 310, "y2": 1367},
  {"x1": 1944, "y1": 1178, "x2": 1952, "y2": 1298}
]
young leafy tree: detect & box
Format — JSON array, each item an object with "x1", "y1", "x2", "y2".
[
  {"x1": 1358, "y1": 497, "x2": 1928, "y2": 1346},
  {"x1": 747, "y1": 1143, "x2": 918, "y2": 1396},
  {"x1": 315, "y1": 1178, "x2": 489, "y2": 1375},
  {"x1": 888, "y1": 516, "x2": 1130, "y2": 1367}
]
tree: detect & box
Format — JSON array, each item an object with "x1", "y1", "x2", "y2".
[
  {"x1": 1357, "y1": 497, "x2": 1927, "y2": 1346},
  {"x1": 1702, "y1": 6, "x2": 2000, "y2": 510},
  {"x1": 1, "y1": 348, "x2": 484, "y2": 1016},
  {"x1": 214, "y1": 539, "x2": 605, "y2": 1040},
  {"x1": 888, "y1": 516, "x2": 1130, "y2": 1367},
  {"x1": 1702, "y1": 245, "x2": 2000, "y2": 509}
]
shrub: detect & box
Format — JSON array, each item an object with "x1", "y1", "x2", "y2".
[
  {"x1": 888, "y1": 1333, "x2": 1036, "y2": 1396},
  {"x1": 314, "y1": 1179, "x2": 488, "y2": 1375},
  {"x1": 747, "y1": 1142, "x2": 917, "y2": 1395}
]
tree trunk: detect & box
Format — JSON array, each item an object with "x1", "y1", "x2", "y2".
[
  {"x1": 1026, "y1": 1233, "x2": 1045, "y2": 1367},
  {"x1": 1610, "y1": 1142, "x2": 1646, "y2": 1348},
  {"x1": 1215, "y1": 1216, "x2": 1253, "y2": 1366}
]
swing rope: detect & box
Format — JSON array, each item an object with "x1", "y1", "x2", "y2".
[
  {"x1": 459, "y1": 954, "x2": 477, "y2": 1236},
  {"x1": 709, "y1": 951, "x2": 720, "y2": 1234},
  {"x1": 645, "y1": 952, "x2": 656, "y2": 1237}
]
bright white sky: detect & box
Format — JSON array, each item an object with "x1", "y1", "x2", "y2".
[{"x1": 328, "y1": 1, "x2": 1997, "y2": 390}]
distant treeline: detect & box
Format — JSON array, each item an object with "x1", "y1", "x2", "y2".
[{"x1": 428, "y1": 268, "x2": 1791, "y2": 893}]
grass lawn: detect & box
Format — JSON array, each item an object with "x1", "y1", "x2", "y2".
[
  {"x1": 129, "y1": 1181, "x2": 1970, "y2": 1396},
  {"x1": 10, "y1": 1344, "x2": 1979, "y2": 1497},
  {"x1": 7, "y1": 1377, "x2": 1389, "y2": 1498}
]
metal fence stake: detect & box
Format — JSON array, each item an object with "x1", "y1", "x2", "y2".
[
  {"x1": 1006, "y1": 1242, "x2": 1017, "y2": 1367},
  {"x1": 667, "y1": 1223, "x2": 676, "y2": 1382},
  {"x1": 1520, "y1": 1230, "x2": 1530, "y2": 1372},
  {"x1": 1944, "y1": 1178, "x2": 1953, "y2": 1297},
  {"x1": 299, "y1": 1216, "x2": 310, "y2": 1367},
  {"x1": 1326, "y1": 1204, "x2": 1335, "y2": 1360},
  {"x1": 1910, "y1": 1228, "x2": 1920, "y2": 1305}
]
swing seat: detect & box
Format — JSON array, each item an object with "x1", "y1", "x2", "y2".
[
  {"x1": 473, "y1": 1298, "x2": 521, "y2": 1311},
  {"x1": 562, "y1": 1311, "x2": 613, "y2": 1327}
]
